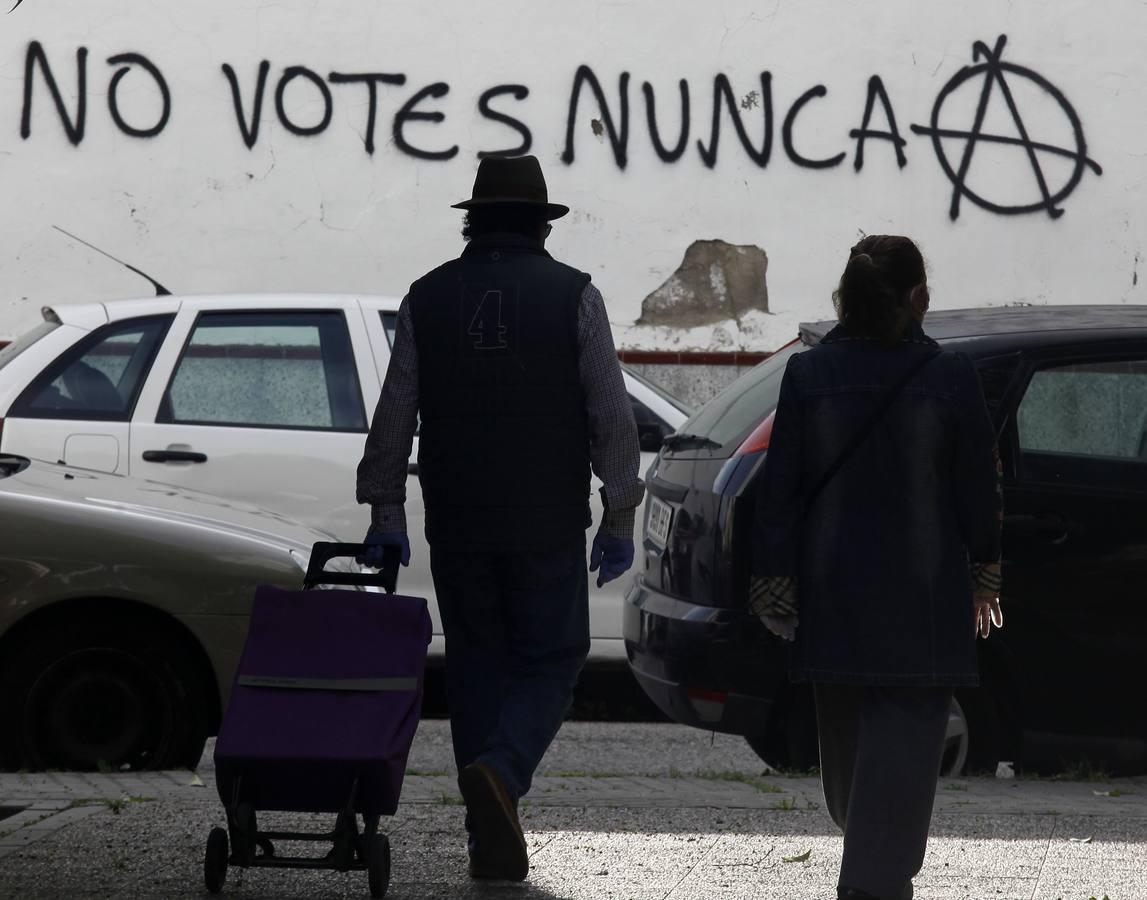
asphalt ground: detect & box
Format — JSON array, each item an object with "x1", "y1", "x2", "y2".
[{"x1": 2, "y1": 721, "x2": 1145, "y2": 899}]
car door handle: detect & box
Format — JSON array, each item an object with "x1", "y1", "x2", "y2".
[{"x1": 141, "y1": 450, "x2": 208, "y2": 464}]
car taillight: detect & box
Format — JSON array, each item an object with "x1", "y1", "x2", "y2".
[
  {"x1": 734, "y1": 409, "x2": 776, "y2": 457},
  {"x1": 685, "y1": 687, "x2": 727, "y2": 723}
]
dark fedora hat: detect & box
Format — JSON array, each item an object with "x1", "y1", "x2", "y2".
[{"x1": 451, "y1": 155, "x2": 570, "y2": 220}]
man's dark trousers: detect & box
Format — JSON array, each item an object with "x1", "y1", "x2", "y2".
[
  {"x1": 430, "y1": 542, "x2": 590, "y2": 801},
  {"x1": 815, "y1": 683, "x2": 953, "y2": 900}
]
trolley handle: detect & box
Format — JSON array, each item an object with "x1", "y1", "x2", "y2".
[{"x1": 303, "y1": 542, "x2": 401, "y2": 593}]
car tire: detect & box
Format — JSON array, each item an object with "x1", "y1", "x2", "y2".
[
  {"x1": 0, "y1": 615, "x2": 210, "y2": 771},
  {"x1": 746, "y1": 686, "x2": 1002, "y2": 777},
  {"x1": 745, "y1": 684, "x2": 820, "y2": 772},
  {"x1": 951, "y1": 686, "x2": 1001, "y2": 775}
]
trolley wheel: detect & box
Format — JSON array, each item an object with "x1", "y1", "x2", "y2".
[
  {"x1": 204, "y1": 827, "x2": 229, "y2": 894},
  {"x1": 366, "y1": 834, "x2": 391, "y2": 898}
]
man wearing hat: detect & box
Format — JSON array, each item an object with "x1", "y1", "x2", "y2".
[{"x1": 356, "y1": 155, "x2": 643, "y2": 881}]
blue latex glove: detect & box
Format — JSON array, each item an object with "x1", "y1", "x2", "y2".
[
  {"x1": 589, "y1": 533, "x2": 634, "y2": 588},
  {"x1": 356, "y1": 530, "x2": 411, "y2": 568}
]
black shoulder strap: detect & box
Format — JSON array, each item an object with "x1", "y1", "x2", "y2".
[{"x1": 805, "y1": 349, "x2": 941, "y2": 507}]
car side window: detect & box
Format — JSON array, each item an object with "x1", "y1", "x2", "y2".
[
  {"x1": 1016, "y1": 357, "x2": 1147, "y2": 490},
  {"x1": 159, "y1": 311, "x2": 366, "y2": 431},
  {"x1": 11, "y1": 316, "x2": 171, "y2": 421}
]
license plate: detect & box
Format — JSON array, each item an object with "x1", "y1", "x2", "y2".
[{"x1": 646, "y1": 496, "x2": 674, "y2": 548}]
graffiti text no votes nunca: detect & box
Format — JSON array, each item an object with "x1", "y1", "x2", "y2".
[{"x1": 17, "y1": 36, "x2": 1102, "y2": 221}]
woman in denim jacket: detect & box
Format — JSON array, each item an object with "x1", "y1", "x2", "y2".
[{"x1": 751, "y1": 235, "x2": 1003, "y2": 900}]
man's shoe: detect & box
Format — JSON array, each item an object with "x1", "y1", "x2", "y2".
[{"x1": 459, "y1": 763, "x2": 528, "y2": 881}]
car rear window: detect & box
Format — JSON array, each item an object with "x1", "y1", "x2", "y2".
[
  {"x1": 12, "y1": 317, "x2": 171, "y2": 420},
  {"x1": 677, "y1": 341, "x2": 806, "y2": 450},
  {"x1": 0, "y1": 321, "x2": 59, "y2": 372}
]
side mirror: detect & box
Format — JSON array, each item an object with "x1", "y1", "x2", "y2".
[{"x1": 637, "y1": 423, "x2": 666, "y2": 453}]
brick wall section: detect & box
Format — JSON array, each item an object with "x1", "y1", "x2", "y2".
[{"x1": 616, "y1": 350, "x2": 772, "y2": 366}]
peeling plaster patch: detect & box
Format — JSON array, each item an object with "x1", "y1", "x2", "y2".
[
  {"x1": 637, "y1": 239, "x2": 769, "y2": 327},
  {"x1": 741, "y1": 90, "x2": 760, "y2": 110},
  {"x1": 618, "y1": 308, "x2": 799, "y2": 353}
]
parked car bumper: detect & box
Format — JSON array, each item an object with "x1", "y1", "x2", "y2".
[{"x1": 623, "y1": 576, "x2": 786, "y2": 735}]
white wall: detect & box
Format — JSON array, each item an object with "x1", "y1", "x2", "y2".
[{"x1": 0, "y1": 1, "x2": 1141, "y2": 348}]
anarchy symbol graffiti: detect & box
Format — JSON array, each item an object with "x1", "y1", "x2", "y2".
[{"x1": 911, "y1": 35, "x2": 1102, "y2": 220}]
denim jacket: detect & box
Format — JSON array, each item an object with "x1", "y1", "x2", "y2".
[{"x1": 752, "y1": 322, "x2": 1002, "y2": 686}]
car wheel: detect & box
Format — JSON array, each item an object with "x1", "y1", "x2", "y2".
[
  {"x1": 950, "y1": 687, "x2": 1001, "y2": 776},
  {"x1": 939, "y1": 696, "x2": 970, "y2": 776},
  {"x1": 0, "y1": 616, "x2": 210, "y2": 771},
  {"x1": 745, "y1": 685, "x2": 819, "y2": 772},
  {"x1": 747, "y1": 687, "x2": 1000, "y2": 777}
]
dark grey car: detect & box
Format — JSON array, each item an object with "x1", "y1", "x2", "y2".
[{"x1": 626, "y1": 306, "x2": 1147, "y2": 775}]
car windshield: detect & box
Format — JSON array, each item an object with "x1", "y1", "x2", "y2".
[
  {"x1": 620, "y1": 364, "x2": 693, "y2": 415},
  {"x1": 0, "y1": 321, "x2": 58, "y2": 372},
  {"x1": 675, "y1": 341, "x2": 807, "y2": 451}
]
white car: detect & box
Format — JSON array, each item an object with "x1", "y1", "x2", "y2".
[{"x1": 0, "y1": 295, "x2": 689, "y2": 662}]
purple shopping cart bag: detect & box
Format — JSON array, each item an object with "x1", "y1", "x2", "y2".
[{"x1": 214, "y1": 544, "x2": 431, "y2": 816}]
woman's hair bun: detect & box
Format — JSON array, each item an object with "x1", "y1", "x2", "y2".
[{"x1": 832, "y1": 235, "x2": 925, "y2": 342}]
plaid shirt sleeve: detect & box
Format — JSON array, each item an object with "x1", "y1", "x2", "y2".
[
  {"x1": 578, "y1": 283, "x2": 645, "y2": 538},
  {"x1": 356, "y1": 296, "x2": 418, "y2": 534}
]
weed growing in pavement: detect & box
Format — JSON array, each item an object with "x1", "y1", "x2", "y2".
[
  {"x1": 70, "y1": 796, "x2": 153, "y2": 815},
  {"x1": 772, "y1": 797, "x2": 798, "y2": 811},
  {"x1": 1050, "y1": 759, "x2": 1111, "y2": 782},
  {"x1": 692, "y1": 771, "x2": 784, "y2": 793},
  {"x1": 763, "y1": 765, "x2": 821, "y2": 777},
  {"x1": 436, "y1": 793, "x2": 465, "y2": 806}
]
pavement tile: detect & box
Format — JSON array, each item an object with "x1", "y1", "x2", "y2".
[
  {"x1": 530, "y1": 831, "x2": 719, "y2": 899},
  {"x1": 22, "y1": 806, "x2": 104, "y2": 831},
  {"x1": 0, "y1": 828, "x2": 48, "y2": 848},
  {"x1": 912, "y1": 876, "x2": 1038, "y2": 899},
  {"x1": 666, "y1": 833, "x2": 842, "y2": 900}
]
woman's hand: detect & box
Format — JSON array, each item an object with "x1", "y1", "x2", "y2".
[
  {"x1": 761, "y1": 614, "x2": 798, "y2": 642},
  {"x1": 749, "y1": 576, "x2": 799, "y2": 641},
  {"x1": 973, "y1": 592, "x2": 1003, "y2": 638}
]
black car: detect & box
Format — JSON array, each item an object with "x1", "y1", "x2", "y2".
[{"x1": 625, "y1": 306, "x2": 1147, "y2": 775}]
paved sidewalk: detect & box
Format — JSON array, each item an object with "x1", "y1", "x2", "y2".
[{"x1": 2, "y1": 721, "x2": 1144, "y2": 898}]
